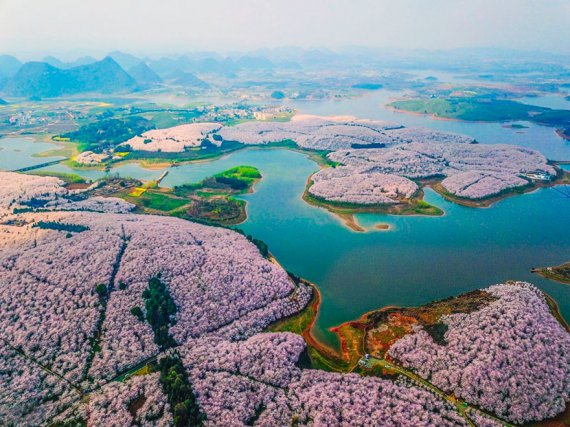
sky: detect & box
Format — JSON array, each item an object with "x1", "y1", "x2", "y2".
[{"x1": 1, "y1": 0, "x2": 570, "y2": 58}]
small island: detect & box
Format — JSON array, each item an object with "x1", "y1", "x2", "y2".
[
  {"x1": 557, "y1": 127, "x2": 570, "y2": 141},
  {"x1": 389, "y1": 96, "x2": 570, "y2": 127},
  {"x1": 533, "y1": 262, "x2": 570, "y2": 285},
  {"x1": 121, "y1": 165, "x2": 261, "y2": 225}
]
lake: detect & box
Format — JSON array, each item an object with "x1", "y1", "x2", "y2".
[
  {"x1": 0, "y1": 136, "x2": 65, "y2": 170},
  {"x1": 162, "y1": 148, "x2": 570, "y2": 348},
  {"x1": 286, "y1": 90, "x2": 570, "y2": 160},
  {"x1": 1, "y1": 97, "x2": 569, "y2": 349}
]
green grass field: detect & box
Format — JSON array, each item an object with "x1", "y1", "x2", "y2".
[
  {"x1": 390, "y1": 97, "x2": 570, "y2": 125},
  {"x1": 215, "y1": 165, "x2": 262, "y2": 184},
  {"x1": 135, "y1": 192, "x2": 188, "y2": 211}
]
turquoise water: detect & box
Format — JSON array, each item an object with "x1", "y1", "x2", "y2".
[
  {"x1": 2, "y1": 120, "x2": 569, "y2": 350},
  {"x1": 163, "y1": 148, "x2": 570, "y2": 348},
  {"x1": 0, "y1": 137, "x2": 65, "y2": 170},
  {"x1": 39, "y1": 162, "x2": 166, "y2": 182},
  {"x1": 0, "y1": 136, "x2": 168, "y2": 180},
  {"x1": 517, "y1": 94, "x2": 570, "y2": 110},
  {"x1": 286, "y1": 90, "x2": 570, "y2": 161}
]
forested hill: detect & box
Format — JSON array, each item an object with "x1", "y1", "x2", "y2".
[{"x1": 2, "y1": 56, "x2": 135, "y2": 97}]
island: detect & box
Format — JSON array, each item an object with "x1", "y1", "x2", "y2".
[
  {"x1": 122, "y1": 165, "x2": 262, "y2": 225},
  {"x1": 388, "y1": 96, "x2": 570, "y2": 127},
  {"x1": 0, "y1": 171, "x2": 569, "y2": 426},
  {"x1": 557, "y1": 127, "x2": 570, "y2": 141},
  {"x1": 45, "y1": 113, "x2": 569, "y2": 232},
  {"x1": 533, "y1": 262, "x2": 570, "y2": 285}
]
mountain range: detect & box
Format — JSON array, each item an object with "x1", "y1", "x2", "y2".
[
  {"x1": 128, "y1": 62, "x2": 162, "y2": 85},
  {"x1": 2, "y1": 57, "x2": 136, "y2": 98}
]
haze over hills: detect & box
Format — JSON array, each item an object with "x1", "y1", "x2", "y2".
[
  {"x1": 108, "y1": 50, "x2": 145, "y2": 71},
  {"x1": 0, "y1": 55, "x2": 22, "y2": 79},
  {"x1": 169, "y1": 71, "x2": 209, "y2": 89},
  {"x1": 127, "y1": 62, "x2": 162, "y2": 85},
  {"x1": 1, "y1": 47, "x2": 569, "y2": 99},
  {"x1": 2, "y1": 56, "x2": 136, "y2": 98},
  {"x1": 43, "y1": 55, "x2": 98, "y2": 69}
]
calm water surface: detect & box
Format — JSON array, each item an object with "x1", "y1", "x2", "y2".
[
  {"x1": 286, "y1": 90, "x2": 570, "y2": 160},
  {"x1": 165, "y1": 148, "x2": 570, "y2": 348},
  {"x1": 2, "y1": 98, "x2": 569, "y2": 349},
  {"x1": 0, "y1": 137, "x2": 64, "y2": 170}
]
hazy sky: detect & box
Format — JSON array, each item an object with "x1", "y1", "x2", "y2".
[{"x1": 1, "y1": 0, "x2": 570, "y2": 58}]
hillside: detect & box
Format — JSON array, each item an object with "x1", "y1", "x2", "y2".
[
  {"x1": 170, "y1": 71, "x2": 209, "y2": 88},
  {"x1": 0, "y1": 54, "x2": 22, "y2": 77},
  {"x1": 61, "y1": 116, "x2": 155, "y2": 151},
  {"x1": 2, "y1": 57, "x2": 135, "y2": 97},
  {"x1": 390, "y1": 97, "x2": 570, "y2": 127},
  {"x1": 128, "y1": 62, "x2": 162, "y2": 85},
  {"x1": 43, "y1": 55, "x2": 97, "y2": 69}
]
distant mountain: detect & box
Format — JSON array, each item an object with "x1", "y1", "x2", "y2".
[
  {"x1": 128, "y1": 62, "x2": 162, "y2": 85},
  {"x1": 236, "y1": 56, "x2": 274, "y2": 70},
  {"x1": 43, "y1": 55, "x2": 66, "y2": 68},
  {"x1": 170, "y1": 71, "x2": 209, "y2": 89},
  {"x1": 3, "y1": 57, "x2": 135, "y2": 98},
  {"x1": 69, "y1": 56, "x2": 98, "y2": 67},
  {"x1": 0, "y1": 55, "x2": 22, "y2": 77},
  {"x1": 108, "y1": 51, "x2": 143, "y2": 70},
  {"x1": 0, "y1": 98, "x2": 7, "y2": 105},
  {"x1": 43, "y1": 55, "x2": 97, "y2": 69}
]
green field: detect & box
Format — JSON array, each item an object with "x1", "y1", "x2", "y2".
[
  {"x1": 133, "y1": 192, "x2": 189, "y2": 211},
  {"x1": 390, "y1": 97, "x2": 570, "y2": 125},
  {"x1": 116, "y1": 165, "x2": 262, "y2": 225}
]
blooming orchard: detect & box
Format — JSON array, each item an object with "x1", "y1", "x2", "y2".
[{"x1": 1, "y1": 172, "x2": 568, "y2": 426}]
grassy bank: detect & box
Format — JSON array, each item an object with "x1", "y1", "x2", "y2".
[
  {"x1": 389, "y1": 97, "x2": 570, "y2": 126},
  {"x1": 114, "y1": 165, "x2": 262, "y2": 226}
]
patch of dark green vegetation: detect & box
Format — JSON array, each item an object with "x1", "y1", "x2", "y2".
[
  {"x1": 142, "y1": 276, "x2": 178, "y2": 350},
  {"x1": 156, "y1": 354, "x2": 205, "y2": 427},
  {"x1": 139, "y1": 275, "x2": 205, "y2": 426},
  {"x1": 352, "y1": 83, "x2": 383, "y2": 90},
  {"x1": 34, "y1": 220, "x2": 89, "y2": 233},
  {"x1": 234, "y1": 229, "x2": 270, "y2": 257},
  {"x1": 60, "y1": 116, "x2": 155, "y2": 151},
  {"x1": 214, "y1": 165, "x2": 261, "y2": 190},
  {"x1": 48, "y1": 418, "x2": 87, "y2": 427},
  {"x1": 21, "y1": 197, "x2": 50, "y2": 208},
  {"x1": 130, "y1": 306, "x2": 144, "y2": 321},
  {"x1": 173, "y1": 196, "x2": 245, "y2": 225},
  {"x1": 423, "y1": 322, "x2": 449, "y2": 345},
  {"x1": 351, "y1": 142, "x2": 386, "y2": 149},
  {"x1": 94, "y1": 283, "x2": 108, "y2": 298},
  {"x1": 245, "y1": 404, "x2": 266, "y2": 426},
  {"x1": 390, "y1": 97, "x2": 570, "y2": 127},
  {"x1": 136, "y1": 192, "x2": 189, "y2": 212}
]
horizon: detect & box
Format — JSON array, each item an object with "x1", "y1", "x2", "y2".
[
  {"x1": 1, "y1": 0, "x2": 570, "y2": 59},
  {"x1": 3, "y1": 45, "x2": 570, "y2": 65}
]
